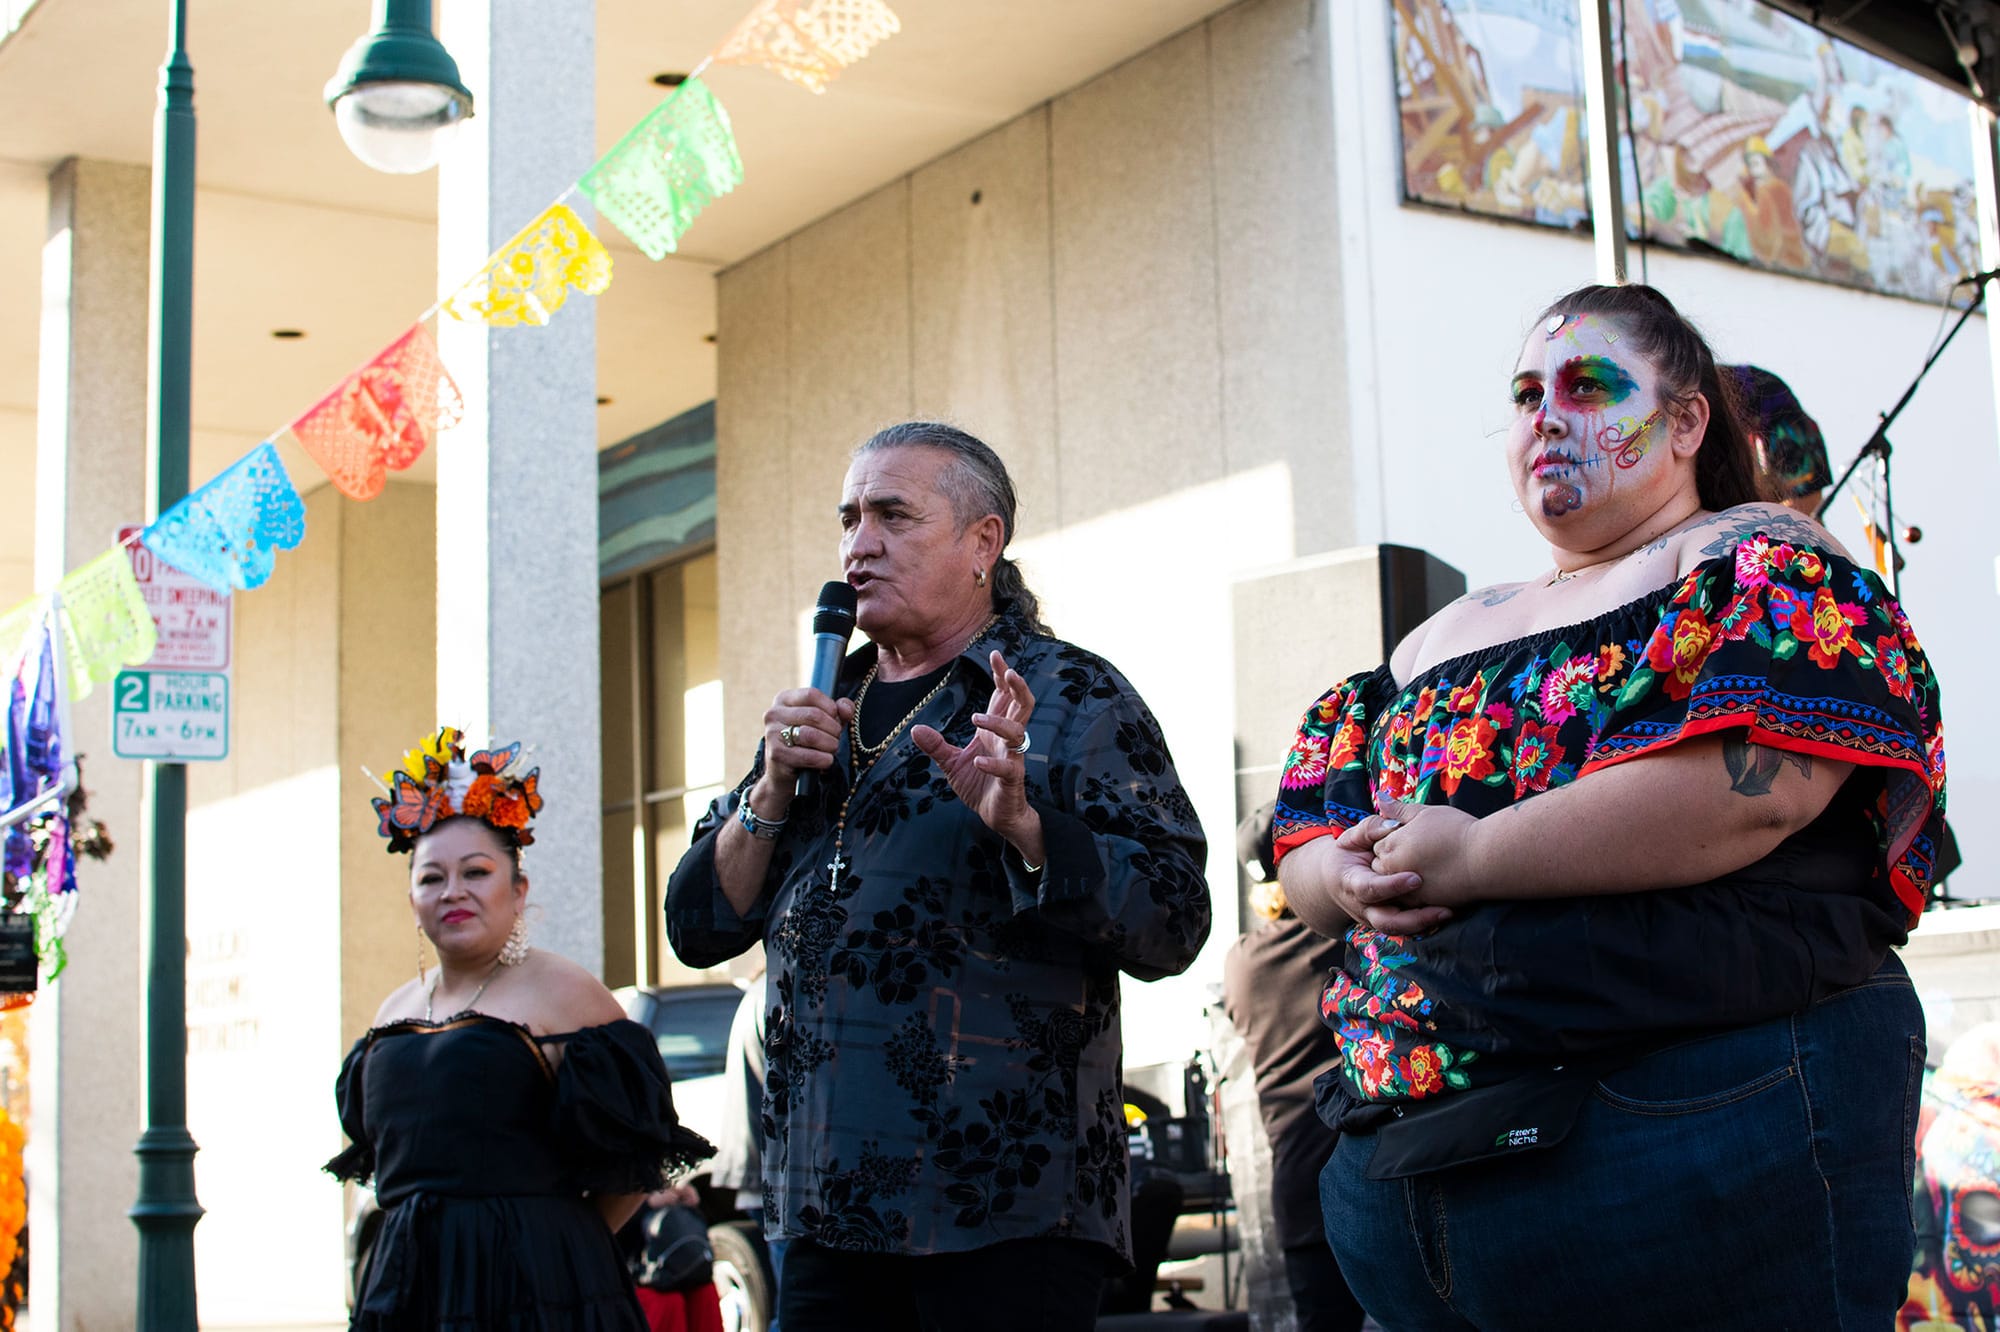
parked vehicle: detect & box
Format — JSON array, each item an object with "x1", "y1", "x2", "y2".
[{"x1": 617, "y1": 981, "x2": 776, "y2": 1332}]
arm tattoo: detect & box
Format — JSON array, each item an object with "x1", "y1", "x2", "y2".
[{"x1": 1722, "y1": 735, "x2": 1812, "y2": 796}]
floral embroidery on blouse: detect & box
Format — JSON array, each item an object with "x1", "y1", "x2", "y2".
[{"x1": 1271, "y1": 535, "x2": 1946, "y2": 1108}]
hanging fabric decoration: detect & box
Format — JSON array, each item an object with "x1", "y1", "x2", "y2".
[
  {"x1": 0, "y1": 604, "x2": 73, "y2": 830},
  {"x1": 54, "y1": 548, "x2": 156, "y2": 700},
  {"x1": 441, "y1": 203, "x2": 614, "y2": 326},
  {"x1": 715, "y1": 0, "x2": 902, "y2": 94},
  {"x1": 287, "y1": 324, "x2": 464, "y2": 501},
  {"x1": 578, "y1": 78, "x2": 745, "y2": 261},
  {"x1": 140, "y1": 442, "x2": 308, "y2": 593}
]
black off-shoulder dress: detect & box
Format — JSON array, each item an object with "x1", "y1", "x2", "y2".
[{"x1": 327, "y1": 1013, "x2": 714, "y2": 1330}]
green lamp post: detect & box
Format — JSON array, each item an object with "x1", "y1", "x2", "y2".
[
  {"x1": 325, "y1": 0, "x2": 475, "y2": 175},
  {"x1": 129, "y1": 2, "x2": 200, "y2": 1326},
  {"x1": 128, "y1": 2, "x2": 470, "y2": 1325}
]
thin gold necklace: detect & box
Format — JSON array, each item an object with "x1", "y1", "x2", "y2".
[
  {"x1": 425, "y1": 955, "x2": 505, "y2": 1021},
  {"x1": 826, "y1": 615, "x2": 998, "y2": 891}
]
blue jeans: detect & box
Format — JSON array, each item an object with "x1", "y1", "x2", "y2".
[{"x1": 1321, "y1": 959, "x2": 1925, "y2": 1330}]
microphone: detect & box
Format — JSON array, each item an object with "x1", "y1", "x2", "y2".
[
  {"x1": 797, "y1": 580, "x2": 858, "y2": 799},
  {"x1": 1956, "y1": 267, "x2": 2000, "y2": 288}
]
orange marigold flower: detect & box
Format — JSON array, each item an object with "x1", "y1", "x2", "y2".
[
  {"x1": 1440, "y1": 715, "x2": 1499, "y2": 794},
  {"x1": 1789, "y1": 586, "x2": 1865, "y2": 669},
  {"x1": 1407, "y1": 1045, "x2": 1445, "y2": 1096},
  {"x1": 460, "y1": 773, "x2": 499, "y2": 819}
]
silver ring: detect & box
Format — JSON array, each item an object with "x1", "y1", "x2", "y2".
[
  {"x1": 780, "y1": 724, "x2": 800, "y2": 747},
  {"x1": 1010, "y1": 733, "x2": 1031, "y2": 755}
]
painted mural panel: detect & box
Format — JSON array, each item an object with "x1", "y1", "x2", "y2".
[{"x1": 1391, "y1": 0, "x2": 1982, "y2": 303}]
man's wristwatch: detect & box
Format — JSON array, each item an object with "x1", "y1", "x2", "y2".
[{"x1": 736, "y1": 797, "x2": 787, "y2": 841}]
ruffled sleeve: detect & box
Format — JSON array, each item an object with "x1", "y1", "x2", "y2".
[
  {"x1": 324, "y1": 1035, "x2": 374, "y2": 1184},
  {"x1": 1271, "y1": 668, "x2": 1388, "y2": 865},
  {"x1": 1583, "y1": 535, "x2": 1946, "y2": 922},
  {"x1": 553, "y1": 1019, "x2": 716, "y2": 1196}
]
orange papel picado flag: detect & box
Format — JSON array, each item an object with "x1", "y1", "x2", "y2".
[
  {"x1": 288, "y1": 323, "x2": 464, "y2": 502},
  {"x1": 715, "y1": 0, "x2": 902, "y2": 94},
  {"x1": 441, "y1": 202, "x2": 613, "y2": 327}
]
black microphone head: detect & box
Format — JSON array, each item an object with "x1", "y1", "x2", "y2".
[{"x1": 812, "y1": 581, "x2": 858, "y2": 636}]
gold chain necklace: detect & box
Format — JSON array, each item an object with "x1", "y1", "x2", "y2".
[
  {"x1": 425, "y1": 955, "x2": 505, "y2": 1021},
  {"x1": 825, "y1": 615, "x2": 999, "y2": 891}
]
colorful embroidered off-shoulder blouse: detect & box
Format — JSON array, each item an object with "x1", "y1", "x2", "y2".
[{"x1": 1272, "y1": 536, "x2": 1945, "y2": 1121}]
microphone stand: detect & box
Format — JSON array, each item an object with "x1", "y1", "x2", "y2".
[{"x1": 1816, "y1": 275, "x2": 1990, "y2": 599}]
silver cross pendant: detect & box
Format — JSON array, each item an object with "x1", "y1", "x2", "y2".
[{"x1": 825, "y1": 852, "x2": 848, "y2": 893}]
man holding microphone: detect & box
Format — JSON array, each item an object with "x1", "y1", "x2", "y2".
[{"x1": 667, "y1": 421, "x2": 1210, "y2": 1332}]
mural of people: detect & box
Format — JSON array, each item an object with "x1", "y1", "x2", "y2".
[{"x1": 1392, "y1": 0, "x2": 1980, "y2": 303}]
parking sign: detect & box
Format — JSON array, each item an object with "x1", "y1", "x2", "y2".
[{"x1": 112, "y1": 528, "x2": 232, "y2": 762}]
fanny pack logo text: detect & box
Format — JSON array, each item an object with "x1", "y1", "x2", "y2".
[{"x1": 1494, "y1": 1126, "x2": 1540, "y2": 1148}]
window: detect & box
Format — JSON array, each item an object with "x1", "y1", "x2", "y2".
[{"x1": 599, "y1": 402, "x2": 731, "y2": 986}]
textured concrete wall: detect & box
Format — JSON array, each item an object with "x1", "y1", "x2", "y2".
[
  {"x1": 28, "y1": 156, "x2": 149, "y2": 1332},
  {"x1": 339, "y1": 483, "x2": 440, "y2": 1050},
  {"x1": 710, "y1": 0, "x2": 1345, "y2": 1063}
]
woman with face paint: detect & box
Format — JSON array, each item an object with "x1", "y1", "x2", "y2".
[{"x1": 1272, "y1": 285, "x2": 1945, "y2": 1330}]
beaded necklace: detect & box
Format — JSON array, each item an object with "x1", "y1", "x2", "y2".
[{"x1": 825, "y1": 615, "x2": 998, "y2": 892}]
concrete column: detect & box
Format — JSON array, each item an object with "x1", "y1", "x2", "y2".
[
  {"x1": 30, "y1": 156, "x2": 150, "y2": 1332},
  {"x1": 435, "y1": 1, "x2": 603, "y2": 972}
]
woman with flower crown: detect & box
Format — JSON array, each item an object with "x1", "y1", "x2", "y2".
[
  {"x1": 1273, "y1": 284, "x2": 1946, "y2": 1329},
  {"x1": 327, "y1": 728, "x2": 713, "y2": 1330}
]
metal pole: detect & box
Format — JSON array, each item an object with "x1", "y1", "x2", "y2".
[
  {"x1": 1579, "y1": 0, "x2": 1628, "y2": 283},
  {"x1": 129, "y1": 0, "x2": 203, "y2": 1325},
  {"x1": 1972, "y1": 104, "x2": 2000, "y2": 490}
]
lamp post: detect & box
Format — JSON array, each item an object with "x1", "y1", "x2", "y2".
[
  {"x1": 129, "y1": 1, "x2": 200, "y2": 1326},
  {"x1": 325, "y1": 0, "x2": 475, "y2": 175},
  {"x1": 125, "y1": 2, "x2": 469, "y2": 1323}
]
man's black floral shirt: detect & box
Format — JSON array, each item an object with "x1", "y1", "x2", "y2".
[{"x1": 666, "y1": 610, "x2": 1211, "y2": 1262}]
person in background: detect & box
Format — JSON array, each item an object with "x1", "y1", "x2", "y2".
[
  {"x1": 707, "y1": 971, "x2": 785, "y2": 1329},
  {"x1": 1222, "y1": 804, "x2": 1365, "y2": 1332},
  {"x1": 622, "y1": 1182, "x2": 726, "y2": 1332},
  {"x1": 1727, "y1": 363, "x2": 1831, "y2": 516}
]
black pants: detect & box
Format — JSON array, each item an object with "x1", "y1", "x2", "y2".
[
  {"x1": 1283, "y1": 1239, "x2": 1367, "y2": 1332},
  {"x1": 779, "y1": 1236, "x2": 1108, "y2": 1332}
]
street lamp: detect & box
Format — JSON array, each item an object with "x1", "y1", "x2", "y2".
[
  {"x1": 325, "y1": 0, "x2": 474, "y2": 174},
  {"x1": 132, "y1": 4, "x2": 200, "y2": 1327}
]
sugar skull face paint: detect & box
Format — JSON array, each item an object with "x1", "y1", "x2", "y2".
[
  {"x1": 1543, "y1": 481, "x2": 1583, "y2": 517},
  {"x1": 1508, "y1": 312, "x2": 1677, "y2": 530},
  {"x1": 1597, "y1": 407, "x2": 1664, "y2": 469},
  {"x1": 1552, "y1": 356, "x2": 1639, "y2": 412}
]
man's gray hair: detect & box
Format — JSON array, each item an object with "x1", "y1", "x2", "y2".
[{"x1": 853, "y1": 422, "x2": 1049, "y2": 635}]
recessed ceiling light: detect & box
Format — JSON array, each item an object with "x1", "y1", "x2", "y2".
[
  {"x1": 271, "y1": 328, "x2": 306, "y2": 340},
  {"x1": 651, "y1": 72, "x2": 688, "y2": 87},
  {"x1": 596, "y1": 395, "x2": 612, "y2": 406}
]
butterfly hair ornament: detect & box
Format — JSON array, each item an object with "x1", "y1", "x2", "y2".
[{"x1": 368, "y1": 726, "x2": 544, "y2": 854}]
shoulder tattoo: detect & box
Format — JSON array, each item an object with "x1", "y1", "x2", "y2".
[
  {"x1": 1694, "y1": 509, "x2": 1829, "y2": 560},
  {"x1": 1458, "y1": 584, "x2": 1524, "y2": 608}
]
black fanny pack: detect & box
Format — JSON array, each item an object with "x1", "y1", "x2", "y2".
[{"x1": 1339, "y1": 1068, "x2": 1601, "y2": 1180}]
